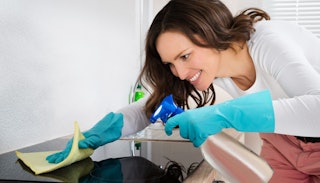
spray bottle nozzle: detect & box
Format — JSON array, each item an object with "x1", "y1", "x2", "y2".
[{"x1": 149, "y1": 94, "x2": 184, "y2": 123}]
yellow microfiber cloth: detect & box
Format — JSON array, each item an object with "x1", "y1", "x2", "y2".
[{"x1": 16, "y1": 121, "x2": 94, "y2": 175}]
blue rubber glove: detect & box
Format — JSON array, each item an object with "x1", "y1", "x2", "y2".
[
  {"x1": 46, "y1": 112, "x2": 123, "y2": 163},
  {"x1": 165, "y1": 90, "x2": 275, "y2": 147},
  {"x1": 79, "y1": 112, "x2": 123, "y2": 149}
]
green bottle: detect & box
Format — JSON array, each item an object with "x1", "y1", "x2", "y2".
[
  {"x1": 134, "y1": 84, "x2": 145, "y2": 102},
  {"x1": 133, "y1": 84, "x2": 144, "y2": 152}
]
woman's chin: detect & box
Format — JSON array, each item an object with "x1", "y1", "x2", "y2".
[{"x1": 193, "y1": 82, "x2": 211, "y2": 91}]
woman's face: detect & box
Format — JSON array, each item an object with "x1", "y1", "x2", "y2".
[{"x1": 156, "y1": 31, "x2": 221, "y2": 91}]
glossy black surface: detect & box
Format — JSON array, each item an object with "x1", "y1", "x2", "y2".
[{"x1": 0, "y1": 137, "x2": 180, "y2": 182}]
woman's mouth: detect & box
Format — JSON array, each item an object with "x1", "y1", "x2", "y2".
[{"x1": 189, "y1": 71, "x2": 201, "y2": 82}]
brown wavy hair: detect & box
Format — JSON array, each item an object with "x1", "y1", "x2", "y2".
[{"x1": 138, "y1": 0, "x2": 270, "y2": 118}]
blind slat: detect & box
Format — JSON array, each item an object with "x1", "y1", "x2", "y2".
[{"x1": 264, "y1": 0, "x2": 320, "y2": 38}]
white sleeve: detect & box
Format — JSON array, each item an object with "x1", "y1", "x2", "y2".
[
  {"x1": 251, "y1": 21, "x2": 320, "y2": 136},
  {"x1": 116, "y1": 97, "x2": 150, "y2": 137}
]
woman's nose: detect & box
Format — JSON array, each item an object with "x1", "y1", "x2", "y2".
[{"x1": 174, "y1": 64, "x2": 188, "y2": 80}]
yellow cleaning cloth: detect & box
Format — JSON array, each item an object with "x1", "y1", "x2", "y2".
[{"x1": 16, "y1": 121, "x2": 94, "y2": 175}]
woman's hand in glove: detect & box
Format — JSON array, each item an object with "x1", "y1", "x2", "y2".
[
  {"x1": 46, "y1": 139, "x2": 73, "y2": 163},
  {"x1": 46, "y1": 112, "x2": 123, "y2": 163},
  {"x1": 78, "y1": 112, "x2": 123, "y2": 149},
  {"x1": 165, "y1": 90, "x2": 275, "y2": 147}
]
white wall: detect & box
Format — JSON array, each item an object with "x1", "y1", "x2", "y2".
[{"x1": 0, "y1": 0, "x2": 142, "y2": 154}]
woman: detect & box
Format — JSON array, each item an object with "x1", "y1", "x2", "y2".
[{"x1": 47, "y1": 0, "x2": 320, "y2": 182}]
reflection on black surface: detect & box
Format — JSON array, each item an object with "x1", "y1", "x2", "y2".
[
  {"x1": 83, "y1": 158, "x2": 124, "y2": 182},
  {"x1": 17, "y1": 156, "x2": 181, "y2": 183},
  {"x1": 80, "y1": 156, "x2": 181, "y2": 183},
  {"x1": 17, "y1": 157, "x2": 94, "y2": 182}
]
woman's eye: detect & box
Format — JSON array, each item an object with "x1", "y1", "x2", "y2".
[{"x1": 181, "y1": 54, "x2": 190, "y2": 60}]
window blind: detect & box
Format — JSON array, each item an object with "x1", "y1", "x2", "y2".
[{"x1": 263, "y1": 0, "x2": 320, "y2": 38}]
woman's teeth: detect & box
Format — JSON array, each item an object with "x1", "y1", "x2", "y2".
[{"x1": 190, "y1": 71, "x2": 201, "y2": 82}]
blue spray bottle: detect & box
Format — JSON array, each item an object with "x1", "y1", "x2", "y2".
[{"x1": 149, "y1": 94, "x2": 183, "y2": 123}]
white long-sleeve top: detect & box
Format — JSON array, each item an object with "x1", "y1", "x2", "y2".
[
  {"x1": 215, "y1": 20, "x2": 320, "y2": 137},
  {"x1": 117, "y1": 97, "x2": 150, "y2": 137}
]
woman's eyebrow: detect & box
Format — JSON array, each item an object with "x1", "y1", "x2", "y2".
[{"x1": 174, "y1": 49, "x2": 189, "y2": 60}]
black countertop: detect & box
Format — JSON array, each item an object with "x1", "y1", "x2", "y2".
[{"x1": 0, "y1": 137, "x2": 183, "y2": 183}]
